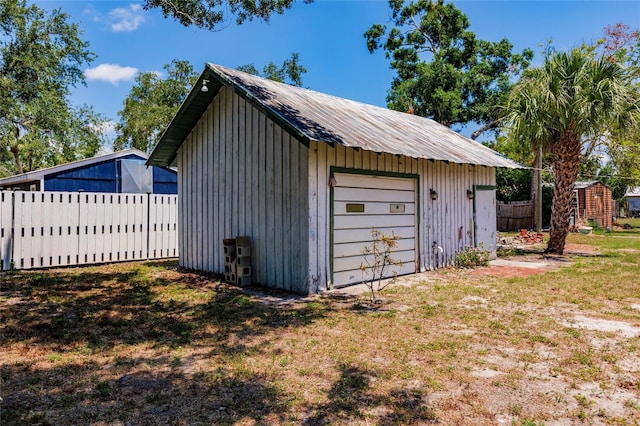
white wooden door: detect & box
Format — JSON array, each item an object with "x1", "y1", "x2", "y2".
[
  {"x1": 332, "y1": 172, "x2": 417, "y2": 287},
  {"x1": 474, "y1": 186, "x2": 497, "y2": 257}
]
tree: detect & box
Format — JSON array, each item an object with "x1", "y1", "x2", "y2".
[
  {"x1": 237, "y1": 52, "x2": 307, "y2": 86},
  {"x1": 503, "y1": 49, "x2": 639, "y2": 254},
  {"x1": 364, "y1": 0, "x2": 532, "y2": 139},
  {"x1": 0, "y1": 0, "x2": 104, "y2": 175},
  {"x1": 114, "y1": 60, "x2": 198, "y2": 153},
  {"x1": 143, "y1": 0, "x2": 313, "y2": 31}
]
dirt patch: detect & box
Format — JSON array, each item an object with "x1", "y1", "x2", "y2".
[
  {"x1": 470, "y1": 265, "x2": 550, "y2": 278},
  {"x1": 563, "y1": 243, "x2": 600, "y2": 255}
]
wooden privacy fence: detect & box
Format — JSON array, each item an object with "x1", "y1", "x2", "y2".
[
  {"x1": 497, "y1": 200, "x2": 534, "y2": 231},
  {"x1": 0, "y1": 191, "x2": 178, "y2": 270}
]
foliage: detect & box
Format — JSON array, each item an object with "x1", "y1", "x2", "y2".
[
  {"x1": 0, "y1": 0, "x2": 105, "y2": 175},
  {"x1": 364, "y1": 0, "x2": 532, "y2": 139},
  {"x1": 454, "y1": 244, "x2": 490, "y2": 268},
  {"x1": 495, "y1": 168, "x2": 532, "y2": 202},
  {"x1": 143, "y1": 0, "x2": 313, "y2": 31},
  {"x1": 502, "y1": 48, "x2": 640, "y2": 254},
  {"x1": 114, "y1": 60, "x2": 198, "y2": 153},
  {"x1": 359, "y1": 228, "x2": 403, "y2": 303},
  {"x1": 237, "y1": 52, "x2": 307, "y2": 87}
]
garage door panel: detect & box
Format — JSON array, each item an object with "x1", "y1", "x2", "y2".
[
  {"x1": 333, "y1": 226, "x2": 415, "y2": 244},
  {"x1": 334, "y1": 238, "x2": 415, "y2": 258},
  {"x1": 332, "y1": 172, "x2": 417, "y2": 287},
  {"x1": 334, "y1": 201, "x2": 416, "y2": 215},
  {"x1": 333, "y1": 249, "x2": 416, "y2": 273},
  {"x1": 333, "y1": 261, "x2": 416, "y2": 287},
  {"x1": 334, "y1": 214, "x2": 415, "y2": 230},
  {"x1": 334, "y1": 187, "x2": 414, "y2": 203},
  {"x1": 335, "y1": 173, "x2": 415, "y2": 191}
]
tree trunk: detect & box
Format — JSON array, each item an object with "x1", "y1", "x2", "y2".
[
  {"x1": 10, "y1": 145, "x2": 24, "y2": 175},
  {"x1": 546, "y1": 131, "x2": 581, "y2": 254}
]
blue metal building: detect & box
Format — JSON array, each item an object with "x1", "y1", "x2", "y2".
[{"x1": 0, "y1": 149, "x2": 177, "y2": 194}]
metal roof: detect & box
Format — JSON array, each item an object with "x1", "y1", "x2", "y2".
[
  {"x1": 625, "y1": 187, "x2": 640, "y2": 197},
  {"x1": 574, "y1": 181, "x2": 600, "y2": 189},
  {"x1": 147, "y1": 63, "x2": 523, "y2": 169},
  {"x1": 0, "y1": 148, "x2": 155, "y2": 186}
]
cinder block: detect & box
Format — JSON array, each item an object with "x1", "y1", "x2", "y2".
[
  {"x1": 237, "y1": 266, "x2": 251, "y2": 277},
  {"x1": 224, "y1": 273, "x2": 236, "y2": 284},
  {"x1": 236, "y1": 256, "x2": 251, "y2": 267},
  {"x1": 223, "y1": 245, "x2": 236, "y2": 255},
  {"x1": 224, "y1": 254, "x2": 236, "y2": 264},
  {"x1": 224, "y1": 263, "x2": 236, "y2": 274},
  {"x1": 236, "y1": 275, "x2": 252, "y2": 287},
  {"x1": 236, "y1": 246, "x2": 251, "y2": 257}
]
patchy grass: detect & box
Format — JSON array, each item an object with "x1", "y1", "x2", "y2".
[{"x1": 1, "y1": 232, "x2": 640, "y2": 425}]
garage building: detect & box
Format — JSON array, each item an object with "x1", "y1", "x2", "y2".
[{"x1": 147, "y1": 63, "x2": 521, "y2": 294}]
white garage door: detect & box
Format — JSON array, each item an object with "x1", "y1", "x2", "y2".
[{"x1": 332, "y1": 172, "x2": 417, "y2": 287}]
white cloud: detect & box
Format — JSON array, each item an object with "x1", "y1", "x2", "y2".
[
  {"x1": 85, "y1": 64, "x2": 138, "y2": 84},
  {"x1": 108, "y1": 4, "x2": 146, "y2": 32}
]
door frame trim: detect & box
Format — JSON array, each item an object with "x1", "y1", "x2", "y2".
[{"x1": 329, "y1": 167, "x2": 420, "y2": 288}]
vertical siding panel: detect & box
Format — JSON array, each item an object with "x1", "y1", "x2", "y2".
[
  {"x1": 223, "y1": 89, "x2": 236, "y2": 238},
  {"x1": 307, "y1": 141, "x2": 319, "y2": 292},
  {"x1": 317, "y1": 142, "x2": 328, "y2": 290},
  {"x1": 251, "y1": 108, "x2": 261, "y2": 284},
  {"x1": 237, "y1": 97, "x2": 246, "y2": 236},
  {"x1": 196, "y1": 117, "x2": 203, "y2": 270},
  {"x1": 232, "y1": 93, "x2": 240, "y2": 238},
  {"x1": 335, "y1": 144, "x2": 345, "y2": 168},
  {"x1": 273, "y1": 123, "x2": 283, "y2": 289},
  {"x1": 362, "y1": 149, "x2": 370, "y2": 170},
  {"x1": 215, "y1": 93, "x2": 224, "y2": 271},
  {"x1": 298, "y1": 141, "x2": 309, "y2": 292},
  {"x1": 205, "y1": 106, "x2": 213, "y2": 269},
  {"x1": 258, "y1": 112, "x2": 268, "y2": 285},
  {"x1": 282, "y1": 133, "x2": 292, "y2": 290},
  {"x1": 265, "y1": 119, "x2": 275, "y2": 286}
]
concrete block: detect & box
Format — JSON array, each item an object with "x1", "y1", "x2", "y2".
[
  {"x1": 236, "y1": 275, "x2": 252, "y2": 287},
  {"x1": 236, "y1": 256, "x2": 251, "y2": 267},
  {"x1": 223, "y1": 245, "x2": 236, "y2": 255},
  {"x1": 224, "y1": 273, "x2": 236, "y2": 284},
  {"x1": 236, "y1": 246, "x2": 251, "y2": 257},
  {"x1": 224, "y1": 263, "x2": 236, "y2": 274},
  {"x1": 237, "y1": 266, "x2": 251, "y2": 277},
  {"x1": 224, "y1": 254, "x2": 236, "y2": 264}
]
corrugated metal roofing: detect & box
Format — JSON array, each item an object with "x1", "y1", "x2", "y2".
[
  {"x1": 147, "y1": 63, "x2": 523, "y2": 169},
  {"x1": 0, "y1": 148, "x2": 151, "y2": 186},
  {"x1": 574, "y1": 181, "x2": 600, "y2": 189}
]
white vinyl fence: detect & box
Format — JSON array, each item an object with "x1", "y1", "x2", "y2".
[{"x1": 0, "y1": 191, "x2": 178, "y2": 270}]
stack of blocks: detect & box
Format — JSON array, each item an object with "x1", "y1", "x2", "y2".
[
  {"x1": 223, "y1": 236, "x2": 251, "y2": 286},
  {"x1": 223, "y1": 239, "x2": 237, "y2": 284},
  {"x1": 235, "y1": 236, "x2": 252, "y2": 287}
]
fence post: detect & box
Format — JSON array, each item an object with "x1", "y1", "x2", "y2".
[{"x1": 146, "y1": 192, "x2": 151, "y2": 260}]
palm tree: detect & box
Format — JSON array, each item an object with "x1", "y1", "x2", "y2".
[{"x1": 504, "y1": 49, "x2": 639, "y2": 254}]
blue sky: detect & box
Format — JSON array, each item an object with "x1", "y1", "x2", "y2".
[{"x1": 40, "y1": 0, "x2": 640, "y2": 145}]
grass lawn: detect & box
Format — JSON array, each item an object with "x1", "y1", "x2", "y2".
[{"x1": 1, "y1": 230, "x2": 639, "y2": 425}]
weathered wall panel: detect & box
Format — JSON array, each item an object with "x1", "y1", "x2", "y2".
[
  {"x1": 177, "y1": 87, "x2": 310, "y2": 293},
  {"x1": 308, "y1": 141, "x2": 495, "y2": 290}
]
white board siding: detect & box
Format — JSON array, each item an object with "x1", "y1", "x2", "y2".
[
  {"x1": 308, "y1": 141, "x2": 496, "y2": 291},
  {"x1": 177, "y1": 87, "x2": 309, "y2": 293}
]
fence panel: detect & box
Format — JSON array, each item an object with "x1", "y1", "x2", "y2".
[
  {"x1": 1, "y1": 192, "x2": 12, "y2": 269},
  {"x1": 0, "y1": 191, "x2": 178, "y2": 270},
  {"x1": 497, "y1": 200, "x2": 534, "y2": 231},
  {"x1": 148, "y1": 194, "x2": 179, "y2": 259}
]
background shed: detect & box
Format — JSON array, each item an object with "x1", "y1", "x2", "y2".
[
  {"x1": 573, "y1": 181, "x2": 613, "y2": 228},
  {"x1": 625, "y1": 187, "x2": 640, "y2": 217},
  {"x1": 0, "y1": 149, "x2": 177, "y2": 194},
  {"x1": 148, "y1": 64, "x2": 522, "y2": 294}
]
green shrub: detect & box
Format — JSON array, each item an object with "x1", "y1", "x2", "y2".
[{"x1": 455, "y1": 244, "x2": 490, "y2": 268}]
